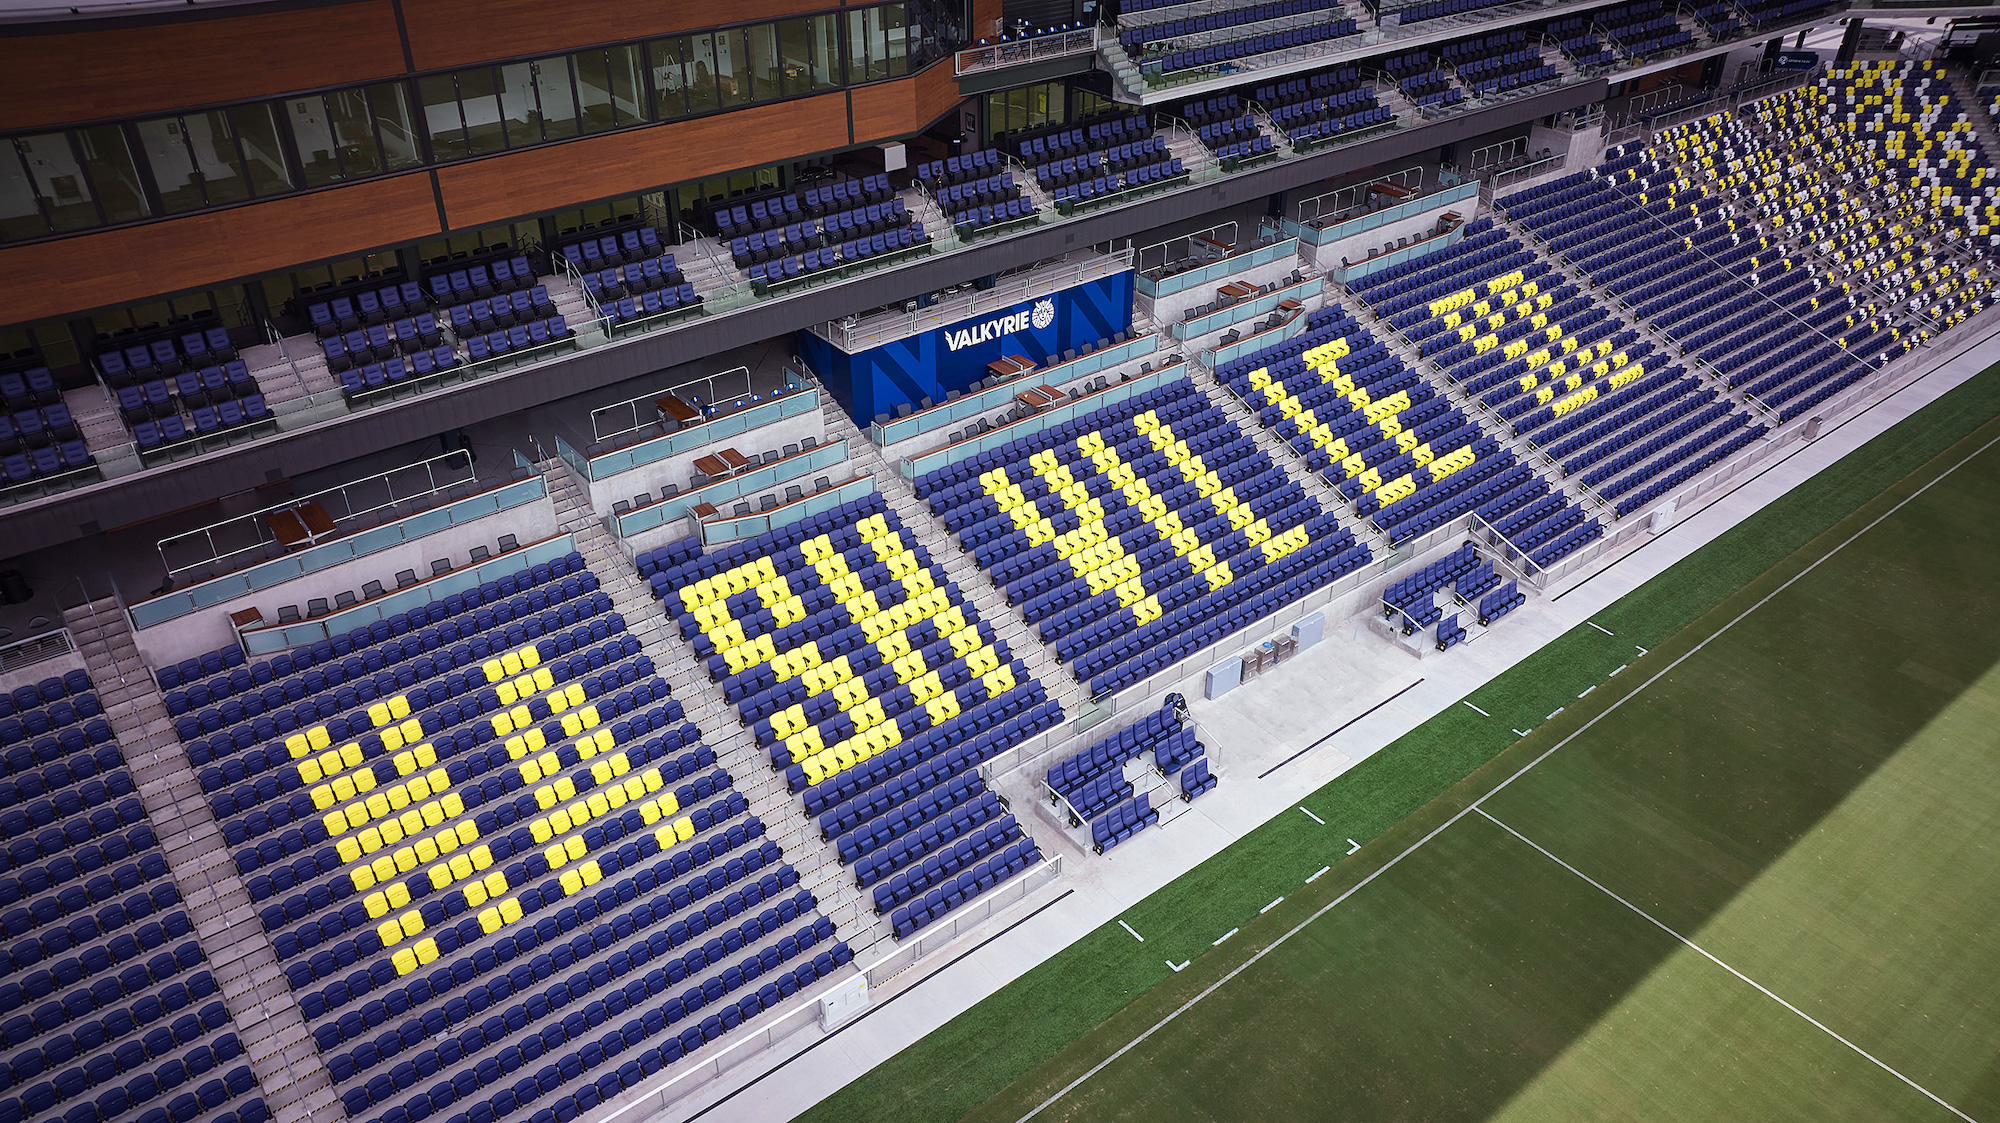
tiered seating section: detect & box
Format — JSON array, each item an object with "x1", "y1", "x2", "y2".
[
  {"x1": 164, "y1": 548, "x2": 847, "y2": 1123},
  {"x1": 1440, "y1": 30, "x2": 1561, "y2": 98},
  {"x1": 1546, "y1": 16, "x2": 1616, "y2": 69},
  {"x1": 1503, "y1": 66, "x2": 1985, "y2": 441},
  {"x1": 1120, "y1": 0, "x2": 1360, "y2": 80},
  {"x1": 1384, "y1": 51, "x2": 1465, "y2": 113},
  {"x1": 1685, "y1": 0, "x2": 1739, "y2": 41},
  {"x1": 1595, "y1": 2, "x2": 1692, "y2": 61},
  {"x1": 1256, "y1": 67, "x2": 1391, "y2": 149},
  {"x1": 0, "y1": 668, "x2": 272, "y2": 1123},
  {"x1": 642, "y1": 492, "x2": 1059, "y2": 941},
  {"x1": 1392, "y1": 0, "x2": 1509, "y2": 24},
  {"x1": 556, "y1": 229, "x2": 663, "y2": 272},
  {"x1": 1179, "y1": 95, "x2": 1277, "y2": 165},
  {"x1": 712, "y1": 177, "x2": 896, "y2": 241},
  {"x1": 729, "y1": 196, "x2": 906, "y2": 266},
  {"x1": 920, "y1": 378, "x2": 1372, "y2": 698},
  {"x1": 2, "y1": 399, "x2": 95, "y2": 484},
  {"x1": 916, "y1": 149, "x2": 1039, "y2": 235},
  {"x1": 1014, "y1": 115, "x2": 1184, "y2": 210},
  {"x1": 1045, "y1": 698, "x2": 1214, "y2": 855}
]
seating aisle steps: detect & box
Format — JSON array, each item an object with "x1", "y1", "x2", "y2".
[
  {"x1": 59, "y1": 595, "x2": 337, "y2": 1123},
  {"x1": 818, "y1": 398, "x2": 1083, "y2": 721},
  {"x1": 537, "y1": 459, "x2": 891, "y2": 958},
  {"x1": 1334, "y1": 268, "x2": 1608, "y2": 516},
  {"x1": 1490, "y1": 203, "x2": 1771, "y2": 420},
  {"x1": 1190, "y1": 346, "x2": 1358, "y2": 540}
]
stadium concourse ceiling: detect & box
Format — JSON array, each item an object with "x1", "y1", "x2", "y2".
[{"x1": 0, "y1": 78, "x2": 1601, "y2": 555}]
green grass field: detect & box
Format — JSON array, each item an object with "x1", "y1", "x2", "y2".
[{"x1": 799, "y1": 366, "x2": 2000, "y2": 1123}]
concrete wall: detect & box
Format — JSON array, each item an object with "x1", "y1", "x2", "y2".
[
  {"x1": 130, "y1": 497, "x2": 558, "y2": 671},
  {"x1": 582, "y1": 411, "x2": 827, "y2": 518}
]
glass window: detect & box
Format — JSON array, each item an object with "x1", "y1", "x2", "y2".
[
  {"x1": 368, "y1": 82, "x2": 422, "y2": 171},
  {"x1": 683, "y1": 34, "x2": 721, "y2": 116},
  {"x1": 419, "y1": 74, "x2": 468, "y2": 162},
  {"x1": 232, "y1": 103, "x2": 292, "y2": 196},
  {"x1": 457, "y1": 68, "x2": 505, "y2": 156},
  {"x1": 533, "y1": 59, "x2": 579, "y2": 141},
  {"x1": 576, "y1": 43, "x2": 648, "y2": 132},
  {"x1": 852, "y1": 6, "x2": 909, "y2": 82},
  {"x1": 575, "y1": 50, "x2": 616, "y2": 133},
  {"x1": 286, "y1": 96, "x2": 342, "y2": 186},
  {"x1": 715, "y1": 28, "x2": 751, "y2": 108},
  {"x1": 648, "y1": 38, "x2": 688, "y2": 120},
  {"x1": 0, "y1": 147, "x2": 43, "y2": 240},
  {"x1": 497, "y1": 61, "x2": 542, "y2": 147},
  {"x1": 328, "y1": 88, "x2": 385, "y2": 178},
  {"x1": 185, "y1": 110, "x2": 251, "y2": 206},
  {"x1": 779, "y1": 16, "x2": 840, "y2": 95},
  {"x1": 137, "y1": 117, "x2": 203, "y2": 214},
  {"x1": 76, "y1": 125, "x2": 148, "y2": 224},
  {"x1": 743, "y1": 22, "x2": 782, "y2": 103}
]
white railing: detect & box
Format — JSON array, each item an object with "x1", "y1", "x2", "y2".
[
  {"x1": 954, "y1": 27, "x2": 1100, "y2": 75},
  {"x1": 1135, "y1": 219, "x2": 1240, "y2": 277},
  {"x1": 0, "y1": 627, "x2": 76, "y2": 677},
  {"x1": 1293, "y1": 165, "x2": 1425, "y2": 224},
  {"x1": 589, "y1": 366, "x2": 752, "y2": 444},
  {"x1": 155, "y1": 448, "x2": 480, "y2": 579},
  {"x1": 557, "y1": 250, "x2": 604, "y2": 326}
]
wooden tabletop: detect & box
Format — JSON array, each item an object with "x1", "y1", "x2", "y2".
[
  {"x1": 229, "y1": 607, "x2": 264, "y2": 629},
  {"x1": 693, "y1": 453, "x2": 729, "y2": 479},
  {"x1": 719, "y1": 448, "x2": 752, "y2": 472},
  {"x1": 299, "y1": 501, "x2": 336, "y2": 538},
  {"x1": 987, "y1": 354, "x2": 1037, "y2": 381},
  {"x1": 267, "y1": 509, "x2": 308, "y2": 549},
  {"x1": 1218, "y1": 281, "x2": 1260, "y2": 299},
  {"x1": 656, "y1": 395, "x2": 701, "y2": 425},
  {"x1": 690, "y1": 502, "x2": 719, "y2": 520},
  {"x1": 1277, "y1": 298, "x2": 1303, "y2": 312}
]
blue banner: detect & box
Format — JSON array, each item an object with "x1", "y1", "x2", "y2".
[{"x1": 799, "y1": 271, "x2": 1134, "y2": 425}]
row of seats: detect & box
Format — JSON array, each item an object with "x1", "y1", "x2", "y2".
[
  {"x1": 1392, "y1": 0, "x2": 1509, "y2": 24},
  {"x1": 711, "y1": 178, "x2": 894, "y2": 237},
  {"x1": 114, "y1": 363, "x2": 259, "y2": 423},
  {"x1": 1284, "y1": 103, "x2": 1395, "y2": 148},
  {"x1": 1686, "y1": 1, "x2": 1740, "y2": 40},
  {"x1": 577, "y1": 257, "x2": 684, "y2": 307},
  {"x1": 728, "y1": 199, "x2": 912, "y2": 268},
  {"x1": 923, "y1": 378, "x2": 1372, "y2": 696},
  {"x1": 0, "y1": 405, "x2": 92, "y2": 485},
  {"x1": 0, "y1": 368, "x2": 60, "y2": 412},
  {"x1": 335, "y1": 350, "x2": 466, "y2": 400},
  {"x1": 1118, "y1": 0, "x2": 1342, "y2": 51},
  {"x1": 556, "y1": 229, "x2": 661, "y2": 272},
  {"x1": 1195, "y1": 116, "x2": 1276, "y2": 163},
  {"x1": 1090, "y1": 793, "x2": 1156, "y2": 853},
  {"x1": 915, "y1": 149, "x2": 1005, "y2": 190},
  {"x1": 444, "y1": 292, "x2": 559, "y2": 343},
  {"x1": 746, "y1": 224, "x2": 930, "y2": 290},
  {"x1": 130, "y1": 397, "x2": 271, "y2": 454},
  {"x1": 95, "y1": 328, "x2": 238, "y2": 386},
  {"x1": 1010, "y1": 113, "x2": 1152, "y2": 166},
  {"x1": 601, "y1": 287, "x2": 705, "y2": 332},
  {"x1": 1044, "y1": 699, "x2": 1184, "y2": 815},
  {"x1": 1140, "y1": 19, "x2": 1360, "y2": 78},
  {"x1": 320, "y1": 316, "x2": 448, "y2": 372},
  {"x1": 1597, "y1": 1, "x2": 1693, "y2": 60}
]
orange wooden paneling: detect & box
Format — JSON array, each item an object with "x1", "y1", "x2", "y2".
[
  {"x1": 0, "y1": 174, "x2": 441, "y2": 323},
  {"x1": 0, "y1": 1, "x2": 404, "y2": 132},
  {"x1": 399, "y1": 0, "x2": 834, "y2": 72},
  {"x1": 434, "y1": 93, "x2": 851, "y2": 229},
  {"x1": 850, "y1": 62, "x2": 963, "y2": 145},
  {"x1": 971, "y1": 0, "x2": 1004, "y2": 40}
]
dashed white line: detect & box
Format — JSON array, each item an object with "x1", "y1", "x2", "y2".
[
  {"x1": 1578, "y1": 685, "x2": 1596, "y2": 698},
  {"x1": 1546, "y1": 707, "x2": 1566, "y2": 719},
  {"x1": 1118, "y1": 920, "x2": 1144, "y2": 943},
  {"x1": 1587, "y1": 621, "x2": 1615, "y2": 635},
  {"x1": 1306, "y1": 865, "x2": 1332, "y2": 883},
  {"x1": 1212, "y1": 928, "x2": 1238, "y2": 947},
  {"x1": 1259, "y1": 897, "x2": 1285, "y2": 914},
  {"x1": 1461, "y1": 700, "x2": 1491, "y2": 716},
  {"x1": 1298, "y1": 807, "x2": 1326, "y2": 825}
]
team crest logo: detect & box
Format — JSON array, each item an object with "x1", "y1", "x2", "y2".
[{"x1": 1031, "y1": 299, "x2": 1056, "y2": 331}]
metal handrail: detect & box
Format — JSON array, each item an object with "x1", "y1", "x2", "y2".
[
  {"x1": 953, "y1": 27, "x2": 1099, "y2": 75},
  {"x1": 1293, "y1": 166, "x2": 1424, "y2": 223},
  {"x1": 156, "y1": 448, "x2": 479, "y2": 578},
  {"x1": 557, "y1": 251, "x2": 604, "y2": 326},
  {"x1": 1135, "y1": 219, "x2": 1240, "y2": 277},
  {"x1": 589, "y1": 366, "x2": 753, "y2": 444}
]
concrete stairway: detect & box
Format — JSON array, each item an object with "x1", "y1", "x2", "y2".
[
  {"x1": 59, "y1": 597, "x2": 335, "y2": 1123},
  {"x1": 536, "y1": 458, "x2": 892, "y2": 960}
]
